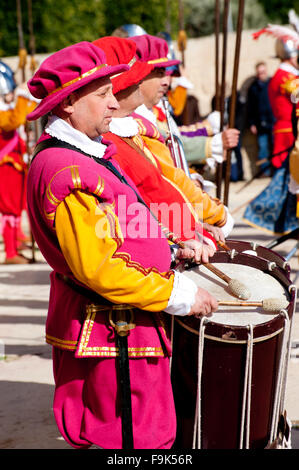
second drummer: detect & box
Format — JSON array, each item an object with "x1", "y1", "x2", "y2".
[{"x1": 93, "y1": 35, "x2": 229, "y2": 257}]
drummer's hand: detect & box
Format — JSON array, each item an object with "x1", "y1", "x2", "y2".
[
  {"x1": 177, "y1": 239, "x2": 215, "y2": 264},
  {"x1": 188, "y1": 287, "x2": 218, "y2": 317},
  {"x1": 203, "y1": 223, "x2": 226, "y2": 243}
]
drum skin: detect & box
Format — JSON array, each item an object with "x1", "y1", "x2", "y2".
[{"x1": 171, "y1": 244, "x2": 295, "y2": 449}]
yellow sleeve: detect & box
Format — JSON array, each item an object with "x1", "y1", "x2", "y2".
[
  {"x1": 281, "y1": 77, "x2": 299, "y2": 96},
  {"x1": 142, "y1": 135, "x2": 227, "y2": 227},
  {"x1": 168, "y1": 86, "x2": 187, "y2": 116},
  {"x1": 0, "y1": 97, "x2": 36, "y2": 132},
  {"x1": 55, "y1": 190, "x2": 174, "y2": 312}
]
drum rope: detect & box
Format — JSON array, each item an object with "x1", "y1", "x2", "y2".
[
  {"x1": 239, "y1": 324, "x2": 254, "y2": 449},
  {"x1": 269, "y1": 286, "x2": 295, "y2": 446},
  {"x1": 270, "y1": 309, "x2": 290, "y2": 444},
  {"x1": 175, "y1": 277, "x2": 295, "y2": 449},
  {"x1": 246, "y1": 325, "x2": 254, "y2": 449},
  {"x1": 192, "y1": 316, "x2": 208, "y2": 449},
  {"x1": 192, "y1": 388, "x2": 199, "y2": 449}
]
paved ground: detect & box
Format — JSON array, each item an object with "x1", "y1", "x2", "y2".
[{"x1": 0, "y1": 176, "x2": 299, "y2": 449}]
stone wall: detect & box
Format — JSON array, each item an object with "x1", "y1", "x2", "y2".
[{"x1": 172, "y1": 29, "x2": 280, "y2": 117}]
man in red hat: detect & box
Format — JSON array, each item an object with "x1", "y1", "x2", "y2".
[
  {"x1": 94, "y1": 35, "x2": 233, "y2": 244},
  {"x1": 26, "y1": 40, "x2": 218, "y2": 450},
  {"x1": 130, "y1": 34, "x2": 240, "y2": 172}
]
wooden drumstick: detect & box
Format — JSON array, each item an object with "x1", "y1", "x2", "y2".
[
  {"x1": 177, "y1": 240, "x2": 251, "y2": 300},
  {"x1": 203, "y1": 262, "x2": 251, "y2": 300},
  {"x1": 217, "y1": 240, "x2": 232, "y2": 253},
  {"x1": 218, "y1": 298, "x2": 288, "y2": 312}
]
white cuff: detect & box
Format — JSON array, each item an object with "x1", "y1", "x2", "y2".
[
  {"x1": 211, "y1": 133, "x2": 224, "y2": 162},
  {"x1": 190, "y1": 172, "x2": 204, "y2": 183},
  {"x1": 207, "y1": 111, "x2": 220, "y2": 134},
  {"x1": 190, "y1": 173, "x2": 216, "y2": 193},
  {"x1": 220, "y1": 207, "x2": 235, "y2": 238},
  {"x1": 205, "y1": 158, "x2": 217, "y2": 169},
  {"x1": 164, "y1": 271, "x2": 197, "y2": 316}
]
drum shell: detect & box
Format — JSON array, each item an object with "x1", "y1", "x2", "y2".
[
  {"x1": 171, "y1": 247, "x2": 295, "y2": 449},
  {"x1": 220, "y1": 239, "x2": 291, "y2": 277},
  {"x1": 172, "y1": 317, "x2": 285, "y2": 449}
]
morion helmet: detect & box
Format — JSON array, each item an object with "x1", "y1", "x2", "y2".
[
  {"x1": 252, "y1": 24, "x2": 299, "y2": 60},
  {"x1": 275, "y1": 37, "x2": 298, "y2": 60},
  {"x1": 0, "y1": 61, "x2": 16, "y2": 95},
  {"x1": 112, "y1": 24, "x2": 147, "y2": 38}
]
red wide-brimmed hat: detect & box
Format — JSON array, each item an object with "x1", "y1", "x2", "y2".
[
  {"x1": 27, "y1": 41, "x2": 129, "y2": 121},
  {"x1": 131, "y1": 34, "x2": 181, "y2": 69},
  {"x1": 92, "y1": 36, "x2": 153, "y2": 94}
]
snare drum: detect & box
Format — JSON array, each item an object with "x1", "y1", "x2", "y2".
[{"x1": 171, "y1": 245, "x2": 296, "y2": 449}]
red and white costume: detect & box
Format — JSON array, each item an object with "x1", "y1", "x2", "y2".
[
  {"x1": 0, "y1": 94, "x2": 36, "y2": 261},
  {"x1": 268, "y1": 62, "x2": 299, "y2": 168}
]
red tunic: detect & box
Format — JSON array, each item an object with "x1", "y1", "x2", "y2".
[
  {"x1": 0, "y1": 130, "x2": 27, "y2": 216},
  {"x1": 268, "y1": 65, "x2": 298, "y2": 167},
  {"x1": 104, "y1": 131, "x2": 216, "y2": 246}
]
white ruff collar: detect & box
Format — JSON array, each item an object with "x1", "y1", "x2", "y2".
[
  {"x1": 279, "y1": 62, "x2": 299, "y2": 76},
  {"x1": 134, "y1": 104, "x2": 157, "y2": 126},
  {"x1": 109, "y1": 116, "x2": 139, "y2": 137},
  {"x1": 45, "y1": 115, "x2": 107, "y2": 159}
]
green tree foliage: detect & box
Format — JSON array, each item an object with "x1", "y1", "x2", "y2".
[
  {"x1": 183, "y1": 0, "x2": 270, "y2": 38},
  {"x1": 0, "y1": 1, "x2": 20, "y2": 56},
  {"x1": 0, "y1": 0, "x2": 298, "y2": 57},
  {"x1": 36, "y1": 0, "x2": 106, "y2": 52},
  {"x1": 0, "y1": 0, "x2": 106, "y2": 56},
  {"x1": 0, "y1": 0, "x2": 179, "y2": 57},
  {"x1": 257, "y1": 0, "x2": 299, "y2": 23},
  {"x1": 102, "y1": 0, "x2": 177, "y2": 36}
]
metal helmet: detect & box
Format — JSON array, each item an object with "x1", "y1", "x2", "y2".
[
  {"x1": 253, "y1": 25, "x2": 299, "y2": 61},
  {"x1": 112, "y1": 24, "x2": 147, "y2": 38},
  {"x1": 275, "y1": 38, "x2": 299, "y2": 60},
  {"x1": 0, "y1": 61, "x2": 16, "y2": 95}
]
